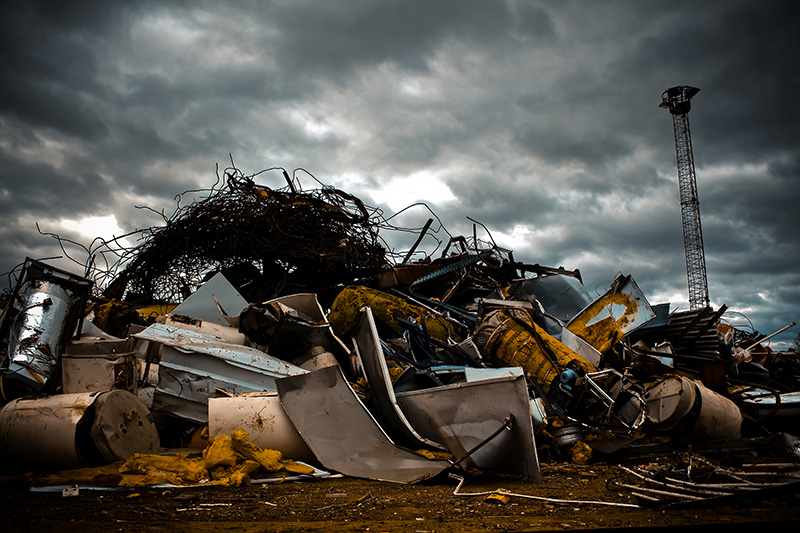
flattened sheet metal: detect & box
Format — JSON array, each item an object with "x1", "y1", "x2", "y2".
[
  {"x1": 463, "y1": 366, "x2": 523, "y2": 381},
  {"x1": 133, "y1": 323, "x2": 305, "y2": 377},
  {"x1": 396, "y1": 371, "x2": 541, "y2": 482},
  {"x1": 353, "y1": 306, "x2": 445, "y2": 451},
  {"x1": 276, "y1": 365, "x2": 451, "y2": 484},
  {"x1": 133, "y1": 323, "x2": 306, "y2": 423}
]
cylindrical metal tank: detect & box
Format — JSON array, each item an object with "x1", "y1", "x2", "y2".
[
  {"x1": 9, "y1": 280, "x2": 73, "y2": 381},
  {"x1": 208, "y1": 394, "x2": 316, "y2": 463},
  {"x1": 328, "y1": 285, "x2": 462, "y2": 343},
  {"x1": 0, "y1": 390, "x2": 159, "y2": 470},
  {"x1": 644, "y1": 375, "x2": 742, "y2": 439},
  {"x1": 473, "y1": 309, "x2": 596, "y2": 392}
]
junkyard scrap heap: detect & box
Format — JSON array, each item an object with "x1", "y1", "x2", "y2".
[{"x1": 0, "y1": 166, "x2": 797, "y2": 504}]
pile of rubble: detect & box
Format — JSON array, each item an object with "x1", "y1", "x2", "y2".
[{"x1": 1, "y1": 166, "x2": 798, "y2": 497}]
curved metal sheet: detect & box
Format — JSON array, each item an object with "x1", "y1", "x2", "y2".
[{"x1": 276, "y1": 365, "x2": 451, "y2": 484}]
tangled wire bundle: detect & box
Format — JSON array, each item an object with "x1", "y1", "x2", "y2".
[{"x1": 103, "y1": 167, "x2": 389, "y2": 303}]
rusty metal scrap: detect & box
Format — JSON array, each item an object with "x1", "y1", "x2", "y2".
[{"x1": 101, "y1": 165, "x2": 389, "y2": 304}]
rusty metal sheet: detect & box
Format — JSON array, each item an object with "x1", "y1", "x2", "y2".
[{"x1": 276, "y1": 365, "x2": 451, "y2": 484}]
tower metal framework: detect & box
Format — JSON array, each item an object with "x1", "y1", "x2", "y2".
[{"x1": 659, "y1": 86, "x2": 710, "y2": 310}]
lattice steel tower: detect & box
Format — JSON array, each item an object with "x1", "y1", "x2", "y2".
[{"x1": 659, "y1": 85, "x2": 710, "y2": 310}]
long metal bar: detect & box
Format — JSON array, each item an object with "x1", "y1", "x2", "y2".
[{"x1": 401, "y1": 218, "x2": 434, "y2": 265}]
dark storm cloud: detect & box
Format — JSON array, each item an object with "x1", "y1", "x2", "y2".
[
  {"x1": 268, "y1": 1, "x2": 517, "y2": 79},
  {"x1": 608, "y1": 0, "x2": 800, "y2": 162},
  {"x1": 1, "y1": 0, "x2": 797, "y2": 346},
  {"x1": 0, "y1": 144, "x2": 113, "y2": 218}
]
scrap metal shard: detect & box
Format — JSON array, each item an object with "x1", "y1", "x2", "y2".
[{"x1": 276, "y1": 365, "x2": 451, "y2": 484}]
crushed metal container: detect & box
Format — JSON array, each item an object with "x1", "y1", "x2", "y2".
[
  {"x1": 0, "y1": 390, "x2": 159, "y2": 470},
  {"x1": 1, "y1": 258, "x2": 93, "y2": 389},
  {"x1": 239, "y1": 292, "x2": 350, "y2": 366}
]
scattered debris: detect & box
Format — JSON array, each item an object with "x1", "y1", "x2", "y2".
[{"x1": 1, "y1": 164, "x2": 798, "y2": 510}]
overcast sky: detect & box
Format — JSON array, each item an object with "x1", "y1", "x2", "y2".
[{"x1": 1, "y1": 1, "x2": 798, "y2": 348}]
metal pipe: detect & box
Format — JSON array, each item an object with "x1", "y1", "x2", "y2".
[{"x1": 401, "y1": 218, "x2": 433, "y2": 265}]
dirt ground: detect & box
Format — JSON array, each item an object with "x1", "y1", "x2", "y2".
[{"x1": 2, "y1": 462, "x2": 798, "y2": 533}]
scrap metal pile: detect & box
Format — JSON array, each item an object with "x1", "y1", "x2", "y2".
[{"x1": 1, "y1": 166, "x2": 798, "y2": 495}]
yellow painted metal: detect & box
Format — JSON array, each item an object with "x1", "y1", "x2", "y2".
[
  {"x1": 474, "y1": 309, "x2": 596, "y2": 392},
  {"x1": 566, "y1": 276, "x2": 651, "y2": 355},
  {"x1": 328, "y1": 285, "x2": 462, "y2": 343}
]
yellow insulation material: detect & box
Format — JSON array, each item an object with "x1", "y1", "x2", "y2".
[
  {"x1": 473, "y1": 309, "x2": 596, "y2": 392},
  {"x1": 119, "y1": 453, "x2": 210, "y2": 487},
  {"x1": 328, "y1": 285, "x2": 462, "y2": 343},
  {"x1": 34, "y1": 431, "x2": 314, "y2": 488}
]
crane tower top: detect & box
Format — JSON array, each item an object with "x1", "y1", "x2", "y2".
[{"x1": 659, "y1": 86, "x2": 700, "y2": 116}]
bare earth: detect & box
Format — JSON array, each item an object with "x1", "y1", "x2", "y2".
[{"x1": 2, "y1": 464, "x2": 798, "y2": 532}]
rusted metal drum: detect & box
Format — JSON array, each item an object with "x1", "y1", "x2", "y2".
[
  {"x1": 644, "y1": 375, "x2": 698, "y2": 430},
  {"x1": 644, "y1": 375, "x2": 742, "y2": 438},
  {"x1": 693, "y1": 380, "x2": 742, "y2": 439}
]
